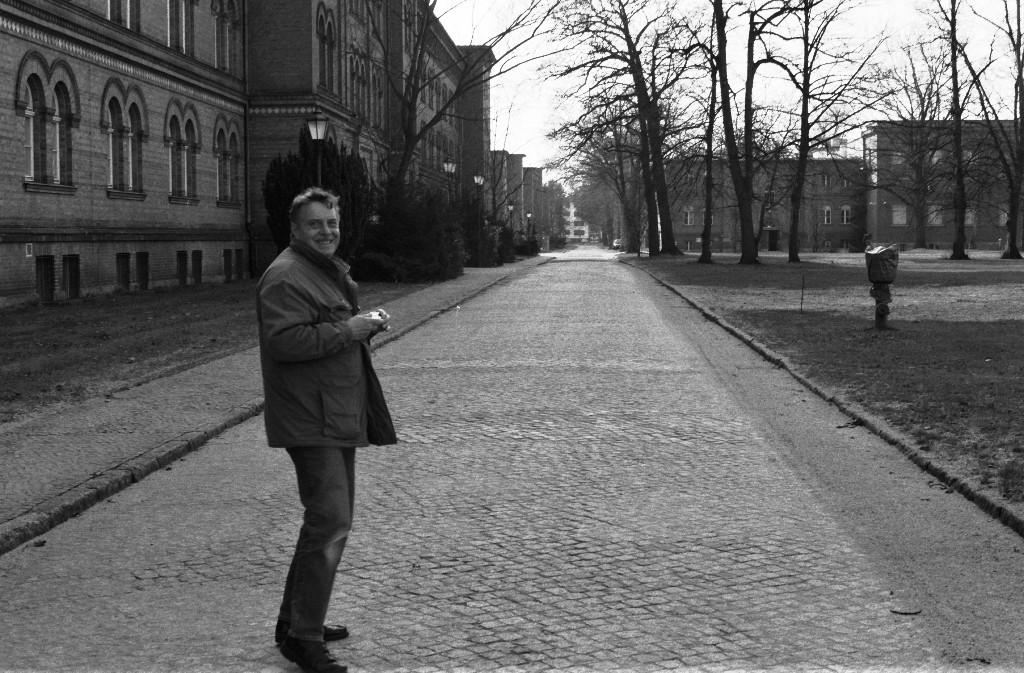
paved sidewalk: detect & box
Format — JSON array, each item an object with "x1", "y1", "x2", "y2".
[{"x1": 0, "y1": 256, "x2": 549, "y2": 556}]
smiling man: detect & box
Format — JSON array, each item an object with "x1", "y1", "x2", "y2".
[{"x1": 256, "y1": 187, "x2": 388, "y2": 673}]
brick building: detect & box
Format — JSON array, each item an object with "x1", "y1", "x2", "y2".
[
  {"x1": 668, "y1": 155, "x2": 866, "y2": 253},
  {"x1": 1, "y1": 0, "x2": 491, "y2": 307},
  {"x1": 863, "y1": 120, "x2": 1009, "y2": 250}
]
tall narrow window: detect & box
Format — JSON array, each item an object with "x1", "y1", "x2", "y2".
[
  {"x1": 184, "y1": 0, "x2": 195, "y2": 55},
  {"x1": 128, "y1": 103, "x2": 143, "y2": 191},
  {"x1": 228, "y1": 133, "x2": 240, "y2": 202},
  {"x1": 169, "y1": 117, "x2": 183, "y2": 196},
  {"x1": 25, "y1": 75, "x2": 47, "y2": 181},
  {"x1": 53, "y1": 83, "x2": 73, "y2": 185},
  {"x1": 108, "y1": 98, "x2": 126, "y2": 190},
  {"x1": 169, "y1": 0, "x2": 182, "y2": 50},
  {"x1": 822, "y1": 205, "x2": 832, "y2": 225},
  {"x1": 168, "y1": 0, "x2": 194, "y2": 54},
  {"x1": 184, "y1": 119, "x2": 197, "y2": 198},
  {"x1": 214, "y1": 1, "x2": 240, "y2": 73},
  {"x1": 128, "y1": 0, "x2": 140, "y2": 30},
  {"x1": 216, "y1": 129, "x2": 228, "y2": 201},
  {"x1": 317, "y1": 16, "x2": 328, "y2": 88},
  {"x1": 216, "y1": 9, "x2": 230, "y2": 70}
]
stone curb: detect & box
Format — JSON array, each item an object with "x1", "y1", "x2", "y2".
[
  {"x1": 0, "y1": 257, "x2": 551, "y2": 556},
  {"x1": 625, "y1": 258, "x2": 1024, "y2": 541}
]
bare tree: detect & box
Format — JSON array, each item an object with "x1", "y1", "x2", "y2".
[
  {"x1": 551, "y1": 0, "x2": 687, "y2": 255},
  {"x1": 961, "y1": 0, "x2": 1024, "y2": 258},
  {"x1": 367, "y1": 0, "x2": 556, "y2": 193},
  {"x1": 775, "y1": 0, "x2": 883, "y2": 262},
  {"x1": 553, "y1": 110, "x2": 647, "y2": 254},
  {"x1": 873, "y1": 40, "x2": 955, "y2": 249},
  {"x1": 712, "y1": 0, "x2": 793, "y2": 264},
  {"x1": 934, "y1": 0, "x2": 972, "y2": 259}
]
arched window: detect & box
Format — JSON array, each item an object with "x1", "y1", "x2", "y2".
[
  {"x1": 326, "y1": 22, "x2": 336, "y2": 92},
  {"x1": 216, "y1": 128, "x2": 228, "y2": 200},
  {"x1": 24, "y1": 75, "x2": 47, "y2": 181},
  {"x1": 107, "y1": 98, "x2": 126, "y2": 189},
  {"x1": 128, "y1": 103, "x2": 144, "y2": 191},
  {"x1": 184, "y1": 119, "x2": 197, "y2": 198},
  {"x1": 317, "y1": 13, "x2": 336, "y2": 91},
  {"x1": 53, "y1": 82, "x2": 73, "y2": 185},
  {"x1": 169, "y1": 116, "x2": 183, "y2": 196},
  {"x1": 228, "y1": 132, "x2": 240, "y2": 202},
  {"x1": 317, "y1": 15, "x2": 327, "y2": 88}
]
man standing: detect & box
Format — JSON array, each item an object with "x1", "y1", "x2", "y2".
[{"x1": 257, "y1": 187, "x2": 388, "y2": 673}]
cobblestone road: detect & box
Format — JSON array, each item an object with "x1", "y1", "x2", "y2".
[{"x1": 1, "y1": 252, "x2": 1020, "y2": 672}]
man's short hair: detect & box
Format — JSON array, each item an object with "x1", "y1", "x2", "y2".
[{"x1": 289, "y1": 187, "x2": 339, "y2": 223}]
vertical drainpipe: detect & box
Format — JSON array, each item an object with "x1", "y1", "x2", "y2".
[{"x1": 242, "y1": 1, "x2": 254, "y2": 278}]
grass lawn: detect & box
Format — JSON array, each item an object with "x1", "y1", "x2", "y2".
[
  {"x1": 0, "y1": 279, "x2": 426, "y2": 425},
  {"x1": 631, "y1": 248, "x2": 1024, "y2": 505}
]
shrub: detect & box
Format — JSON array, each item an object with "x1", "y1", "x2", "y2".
[{"x1": 353, "y1": 188, "x2": 464, "y2": 282}]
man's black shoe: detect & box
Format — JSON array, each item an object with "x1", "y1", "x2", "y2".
[
  {"x1": 279, "y1": 636, "x2": 347, "y2": 673},
  {"x1": 276, "y1": 621, "x2": 350, "y2": 645}
]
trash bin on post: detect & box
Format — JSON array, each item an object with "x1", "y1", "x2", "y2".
[{"x1": 865, "y1": 244, "x2": 899, "y2": 329}]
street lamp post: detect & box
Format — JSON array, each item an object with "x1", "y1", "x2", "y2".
[
  {"x1": 306, "y1": 116, "x2": 329, "y2": 186},
  {"x1": 473, "y1": 174, "x2": 485, "y2": 265},
  {"x1": 442, "y1": 157, "x2": 456, "y2": 205}
]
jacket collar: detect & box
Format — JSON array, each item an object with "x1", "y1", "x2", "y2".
[
  {"x1": 289, "y1": 240, "x2": 351, "y2": 278},
  {"x1": 288, "y1": 240, "x2": 359, "y2": 312}
]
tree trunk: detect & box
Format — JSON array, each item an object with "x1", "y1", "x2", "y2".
[
  {"x1": 713, "y1": 0, "x2": 758, "y2": 264},
  {"x1": 949, "y1": 0, "x2": 970, "y2": 260},
  {"x1": 637, "y1": 119, "x2": 660, "y2": 255},
  {"x1": 1004, "y1": 196, "x2": 1024, "y2": 258},
  {"x1": 647, "y1": 117, "x2": 680, "y2": 254},
  {"x1": 700, "y1": 51, "x2": 718, "y2": 265}
]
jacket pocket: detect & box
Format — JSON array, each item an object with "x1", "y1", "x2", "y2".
[{"x1": 320, "y1": 388, "x2": 364, "y2": 442}]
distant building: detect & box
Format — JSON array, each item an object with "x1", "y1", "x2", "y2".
[
  {"x1": 564, "y1": 203, "x2": 593, "y2": 242},
  {"x1": 667, "y1": 155, "x2": 866, "y2": 253},
  {"x1": 863, "y1": 120, "x2": 1008, "y2": 250}
]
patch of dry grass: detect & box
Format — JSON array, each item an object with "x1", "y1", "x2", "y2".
[
  {"x1": 636, "y1": 249, "x2": 1024, "y2": 503},
  {"x1": 0, "y1": 279, "x2": 425, "y2": 424}
]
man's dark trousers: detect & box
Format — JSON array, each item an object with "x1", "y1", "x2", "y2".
[{"x1": 279, "y1": 446, "x2": 356, "y2": 641}]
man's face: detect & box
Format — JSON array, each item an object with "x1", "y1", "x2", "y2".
[{"x1": 291, "y1": 201, "x2": 341, "y2": 257}]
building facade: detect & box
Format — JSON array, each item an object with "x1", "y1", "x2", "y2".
[
  {"x1": 863, "y1": 120, "x2": 1009, "y2": 250},
  {"x1": 2, "y1": 0, "x2": 248, "y2": 306},
  {"x1": 1, "y1": 0, "x2": 490, "y2": 307},
  {"x1": 667, "y1": 155, "x2": 866, "y2": 253}
]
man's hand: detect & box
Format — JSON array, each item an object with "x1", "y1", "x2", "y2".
[
  {"x1": 347, "y1": 310, "x2": 390, "y2": 341},
  {"x1": 345, "y1": 315, "x2": 380, "y2": 341}
]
